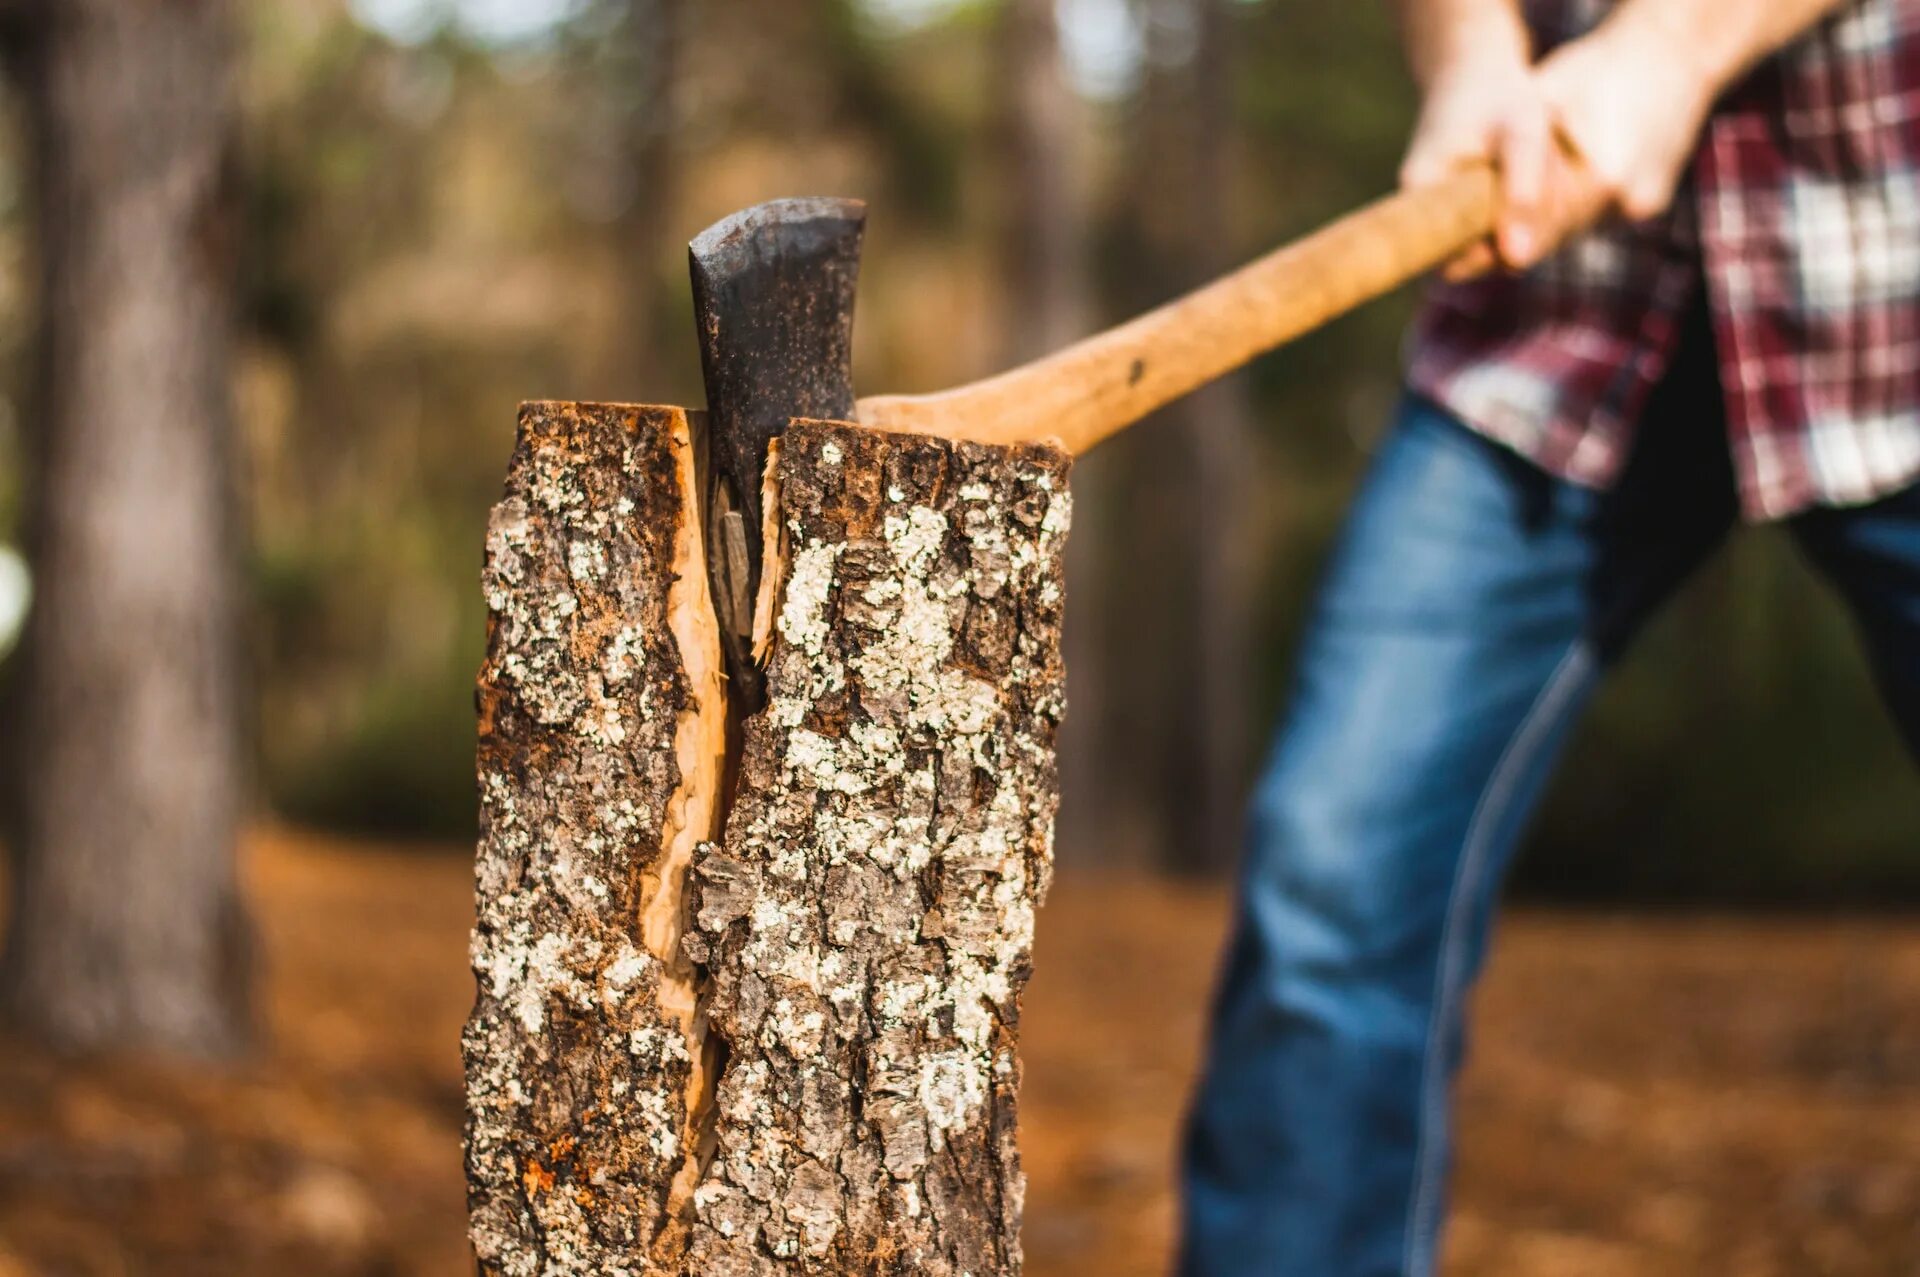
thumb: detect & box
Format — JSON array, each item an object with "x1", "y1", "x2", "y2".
[
  {"x1": 1400, "y1": 121, "x2": 1467, "y2": 190},
  {"x1": 1495, "y1": 100, "x2": 1551, "y2": 269}
]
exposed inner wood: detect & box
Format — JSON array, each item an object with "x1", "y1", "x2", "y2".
[
  {"x1": 748, "y1": 437, "x2": 787, "y2": 668},
  {"x1": 645, "y1": 409, "x2": 731, "y2": 1254},
  {"x1": 466, "y1": 402, "x2": 726, "y2": 1275}
]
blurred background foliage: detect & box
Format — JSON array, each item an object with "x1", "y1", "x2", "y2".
[{"x1": 3, "y1": 0, "x2": 1912, "y2": 900}]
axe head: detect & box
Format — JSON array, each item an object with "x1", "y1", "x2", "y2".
[
  {"x1": 690, "y1": 197, "x2": 864, "y2": 510},
  {"x1": 689, "y1": 196, "x2": 865, "y2": 707}
]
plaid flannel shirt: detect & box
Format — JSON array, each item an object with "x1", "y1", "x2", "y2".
[{"x1": 1406, "y1": 0, "x2": 1920, "y2": 520}]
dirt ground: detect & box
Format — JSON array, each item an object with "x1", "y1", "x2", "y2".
[{"x1": 3, "y1": 828, "x2": 1919, "y2": 1276}]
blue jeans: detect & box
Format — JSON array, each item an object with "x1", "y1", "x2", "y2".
[{"x1": 1180, "y1": 336, "x2": 1920, "y2": 1275}]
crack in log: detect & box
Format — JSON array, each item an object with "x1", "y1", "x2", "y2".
[
  {"x1": 646, "y1": 409, "x2": 731, "y2": 1262},
  {"x1": 749, "y1": 438, "x2": 787, "y2": 670}
]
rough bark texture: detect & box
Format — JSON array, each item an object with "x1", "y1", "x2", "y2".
[
  {"x1": 466, "y1": 402, "x2": 728, "y2": 1275},
  {"x1": 467, "y1": 410, "x2": 1070, "y2": 1275},
  {"x1": 2, "y1": 0, "x2": 250, "y2": 1054},
  {"x1": 684, "y1": 422, "x2": 1069, "y2": 1274}
]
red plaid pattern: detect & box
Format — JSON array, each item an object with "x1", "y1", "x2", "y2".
[{"x1": 1406, "y1": 0, "x2": 1920, "y2": 520}]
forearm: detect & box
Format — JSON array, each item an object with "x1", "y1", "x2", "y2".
[
  {"x1": 1603, "y1": 0, "x2": 1855, "y2": 96},
  {"x1": 1395, "y1": 0, "x2": 1530, "y2": 89}
]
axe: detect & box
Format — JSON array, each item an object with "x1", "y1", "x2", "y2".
[{"x1": 691, "y1": 163, "x2": 1497, "y2": 704}]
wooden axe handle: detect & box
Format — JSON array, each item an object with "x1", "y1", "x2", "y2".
[{"x1": 856, "y1": 161, "x2": 1498, "y2": 455}]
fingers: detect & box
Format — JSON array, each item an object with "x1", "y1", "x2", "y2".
[
  {"x1": 1532, "y1": 22, "x2": 1711, "y2": 227},
  {"x1": 1489, "y1": 104, "x2": 1551, "y2": 270},
  {"x1": 1399, "y1": 62, "x2": 1538, "y2": 278},
  {"x1": 1550, "y1": 123, "x2": 1614, "y2": 237},
  {"x1": 1442, "y1": 240, "x2": 1501, "y2": 282},
  {"x1": 1411, "y1": 77, "x2": 1578, "y2": 277},
  {"x1": 1399, "y1": 94, "x2": 1502, "y2": 277},
  {"x1": 1615, "y1": 165, "x2": 1681, "y2": 222},
  {"x1": 1488, "y1": 95, "x2": 1624, "y2": 275},
  {"x1": 1431, "y1": 22, "x2": 1699, "y2": 281},
  {"x1": 1398, "y1": 135, "x2": 1441, "y2": 190},
  {"x1": 1398, "y1": 52, "x2": 1535, "y2": 193}
]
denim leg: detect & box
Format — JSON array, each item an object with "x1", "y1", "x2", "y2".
[
  {"x1": 1179, "y1": 387, "x2": 1736, "y2": 1277},
  {"x1": 1790, "y1": 481, "x2": 1920, "y2": 758}
]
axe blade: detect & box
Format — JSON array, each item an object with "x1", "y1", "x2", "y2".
[
  {"x1": 689, "y1": 196, "x2": 865, "y2": 707},
  {"x1": 690, "y1": 196, "x2": 865, "y2": 515}
]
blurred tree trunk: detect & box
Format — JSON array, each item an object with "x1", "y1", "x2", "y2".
[
  {"x1": 604, "y1": 0, "x2": 683, "y2": 398},
  {"x1": 996, "y1": 0, "x2": 1081, "y2": 363},
  {"x1": 1119, "y1": 0, "x2": 1256, "y2": 873},
  {"x1": 997, "y1": 0, "x2": 1111, "y2": 867},
  {"x1": 1, "y1": 0, "x2": 250, "y2": 1055},
  {"x1": 1181, "y1": 0, "x2": 1256, "y2": 874}
]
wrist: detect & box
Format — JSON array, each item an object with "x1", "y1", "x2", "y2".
[
  {"x1": 1601, "y1": 4, "x2": 1740, "y2": 102},
  {"x1": 1405, "y1": 2, "x2": 1531, "y2": 92}
]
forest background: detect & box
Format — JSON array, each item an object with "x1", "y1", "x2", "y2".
[{"x1": 1, "y1": 0, "x2": 1914, "y2": 924}]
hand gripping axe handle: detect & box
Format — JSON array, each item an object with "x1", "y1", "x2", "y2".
[
  {"x1": 857, "y1": 160, "x2": 1498, "y2": 452},
  {"x1": 689, "y1": 162, "x2": 1499, "y2": 703}
]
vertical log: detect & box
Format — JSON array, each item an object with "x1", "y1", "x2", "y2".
[
  {"x1": 465, "y1": 401, "x2": 728, "y2": 1274},
  {"x1": 468, "y1": 409, "x2": 1070, "y2": 1275},
  {"x1": 686, "y1": 422, "x2": 1068, "y2": 1274}
]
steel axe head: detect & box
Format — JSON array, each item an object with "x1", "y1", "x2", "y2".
[
  {"x1": 689, "y1": 196, "x2": 865, "y2": 707},
  {"x1": 690, "y1": 196, "x2": 865, "y2": 524}
]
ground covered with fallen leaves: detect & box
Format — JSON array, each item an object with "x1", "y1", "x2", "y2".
[{"x1": 3, "y1": 828, "x2": 1919, "y2": 1275}]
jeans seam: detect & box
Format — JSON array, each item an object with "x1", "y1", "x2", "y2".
[{"x1": 1400, "y1": 641, "x2": 1595, "y2": 1277}]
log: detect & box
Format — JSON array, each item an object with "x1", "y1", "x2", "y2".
[
  {"x1": 466, "y1": 406, "x2": 1071, "y2": 1276},
  {"x1": 466, "y1": 402, "x2": 729, "y2": 1274}
]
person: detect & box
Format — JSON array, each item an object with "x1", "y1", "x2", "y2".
[{"x1": 1179, "y1": 0, "x2": 1920, "y2": 1273}]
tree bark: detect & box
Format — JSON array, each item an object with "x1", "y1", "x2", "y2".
[
  {"x1": 2, "y1": 0, "x2": 249, "y2": 1055},
  {"x1": 468, "y1": 409, "x2": 1070, "y2": 1275},
  {"x1": 686, "y1": 421, "x2": 1068, "y2": 1274},
  {"x1": 466, "y1": 402, "x2": 728, "y2": 1274}
]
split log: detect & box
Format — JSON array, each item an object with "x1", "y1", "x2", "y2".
[
  {"x1": 683, "y1": 421, "x2": 1070, "y2": 1273},
  {"x1": 466, "y1": 407, "x2": 1071, "y2": 1276},
  {"x1": 466, "y1": 402, "x2": 728, "y2": 1274}
]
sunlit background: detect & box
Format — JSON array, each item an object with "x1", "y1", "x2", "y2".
[
  {"x1": 2, "y1": 1, "x2": 1918, "y2": 1274},
  {"x1": 0, "y1": 0, "x2": 1898, "y2": 887}
]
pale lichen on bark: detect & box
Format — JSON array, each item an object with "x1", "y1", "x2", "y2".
[
  {"x1": 468, "y1": 407, "x2": 1069, "y2": 1276},
  {"x1": 684, "y1": 421, "x2": 1071, "y2": 1275},
  {"x1": 466, "y1": 402, "x2": 726, "y2": 1276}
]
